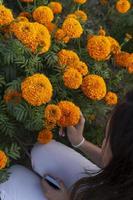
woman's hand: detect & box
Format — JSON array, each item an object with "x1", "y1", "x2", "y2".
[
  {"x1": 67, "y1": 113, "x2": 85, "y2": 146},
  {"x1": 41, "y1": 177, "x2": 69, "y2": 200}
]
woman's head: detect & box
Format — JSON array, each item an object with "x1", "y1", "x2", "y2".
[{"x1": 102, "y1": 90, "x2": 133, "y2": 168}]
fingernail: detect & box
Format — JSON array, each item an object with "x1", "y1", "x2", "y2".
[{"x1": 59, "y1": 129, "x2": 65, "y2": 137}]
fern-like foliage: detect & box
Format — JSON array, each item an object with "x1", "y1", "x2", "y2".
[
  {"x1": 5, "y1": 143, "x2": 20, "y2": 160},
  {"x1": 0, "y1": 75, "x2": 6, "y2": 87},
  {"x1": 0, "y1": 112, "x2": 16, "y2": 137}
]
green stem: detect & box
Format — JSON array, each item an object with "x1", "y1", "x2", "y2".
[
  {"x1": 77, "y1": 4, "x2": 81, "y2": 10},
  {"x1": 27, "y1": 2, "x2": 30, "y2": 11},
  {"x1": 13, "y1": 135, "x2": 31, "y2": 158},
  {"x1": 121, "y1": 38, "x2": 129, "y2": 48},
  {"x1": 34, "y1": 0, "x2": 37, "y2": 8}
]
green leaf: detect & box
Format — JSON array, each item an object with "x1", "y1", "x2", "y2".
[
  {"x1": 5, "y1": 143, "x2": 20, "y2": 160},
  {"x1": 0, "y1": 75, "x2": 6, "y2": 87},
  {"x1": 14, "y1": 102, "x2": 30, "y2": 122},
  {"x1": 7, "y1": 78, "x2": 22, "y2": 92},
  {"x1": 0, "y1": 113, "x2": 16, "y2": 137}
]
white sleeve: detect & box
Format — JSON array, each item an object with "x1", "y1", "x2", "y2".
[
  {"x1": 0, "y1": 190, "x2": 14, "y2": 200},
  {"x1": 31, "y1": 140, "x2": 100, "y2": 188},
  {"x1": 0, "y1": 165, "x2": 45, "y2": 200}
]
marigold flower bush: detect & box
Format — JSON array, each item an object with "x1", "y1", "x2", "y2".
[{"x1": 0, "y1": 0, "x2": 133, "y2": 182}]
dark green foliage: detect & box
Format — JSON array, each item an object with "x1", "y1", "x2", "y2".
[
  {"x1": 0, "y1": 112, "x2": 16, "y2": 137},
  {"x1": 0, "y1": 75, "x2": 6, "y2": 88}
]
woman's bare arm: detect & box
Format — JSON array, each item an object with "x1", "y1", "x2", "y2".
[
  {"x1": 78, "y1": 140, "x2": 103, "y2": 168},
  {"x1": 65, "y1": 113, "x2": 103, "y2": 168}
]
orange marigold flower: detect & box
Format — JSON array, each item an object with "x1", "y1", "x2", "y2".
[
  {"x1": 63, "y1": 68, "x2": 82, "y2": 89},
  {"x1": 0, "y1": 5, "x2": 14, "y2": 26},
  {"x1": 48, "y1": 2, "x2": 62, "y2": 14},
  {"x1": 107, "y1": 36, "x2": 121, "y2": 54},
  {"x1": 58, "y1": 49, "x2": 80, "y2": 67},
  {"x1": 81, "y1": 74, "x2": 107, "y2": 100},
  {"x1": 11, "y1": 21, "x2": 51, "y2": 54},
  {"x1": 4, "y1": 90, "x2": 22, "y2": 104},
  {"x1": 21, "y1": 73, "x2": 53, "y2": 106},
  {"x1": 62, "y1": 17, "x2": 83, "y2": 39},
  {"x1": 67, "y1": 61, "x2": 89, "y2": 76},
  {"x1": 114, "y1": 52, "x2": 133, "y2": 69},
  {"x1": 11, "y1": 21, "x2": 38, "y2": 52},
  {"x1": 55, "y1": 29, "x2": 70, "y2": 43},
  {"x1": 45, "y1": 104, "x2": 61, "y2": 123},
  {"x1": 116, "y1": 0, "x2": 131, "y2": 13},
  {"x1": 38, "y1": 129, "x2": 53, "y2": 144},
  {"x1": 105, "y1": 91, "x2": 118, "y2": 105},
  {"x1": 87, "y1": 35, "x2": 111, "y2": 61},
  {"x1": 33, "y1": 6, "x2": 54, "y2": 26},
  {"x1": 57, "y1": 101, "x2": 80, "y2": 127},
  {"x1": 74, "y1": 0, "x2": 87, "y2": 4},
  {"x1": 0, "y1": 150, "x2": 8, "y2": 169},
  {"x1": 74, "y1": 10, "x2": 88, "y2": 22}
]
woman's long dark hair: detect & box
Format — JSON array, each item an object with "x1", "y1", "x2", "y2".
[{"x1": 71, "y1": 90, "x2": 133, "y2": 200}]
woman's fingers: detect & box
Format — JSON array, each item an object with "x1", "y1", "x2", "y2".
[
  {"x1": 75, "y1": 114, "x2": 85, "y2": 130},
  {"x1": 41, "y1": 179, "x2": 52, "y2": 193},
  {"x1": 58, "y1": 180, "x2": 67, "y2": 192},
  {"x1": 44, "y1": 174, "x2": 62, "y2": 182},
  {"x1": 67, "y1": 126, "x2": 76, "y2": 134},
  {"x1": 59, "y1": 127, "x2": 65, "y2": 137},
  {"x1": 60, "y1": 112, "x2": 85, "y2": 136},
  {"x1": 41, "y1": 178, "x2": 66, "y2": 193}
]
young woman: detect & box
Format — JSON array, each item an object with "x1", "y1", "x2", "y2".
[{"x1": 0, "y1": 90, "x2": 133, "y2": 200}]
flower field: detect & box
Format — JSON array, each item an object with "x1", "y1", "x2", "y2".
[{"x1": 0, "y1": 0, "x2": 133, "y2": 182}]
